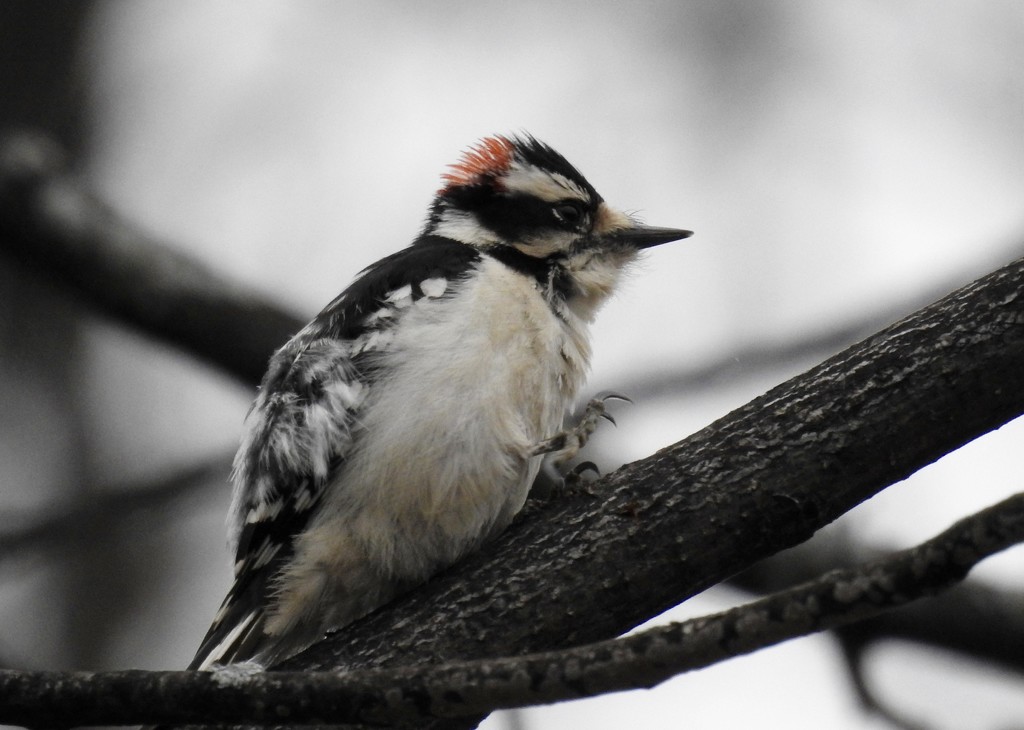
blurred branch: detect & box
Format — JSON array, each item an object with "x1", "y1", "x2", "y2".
[
  {"x1": 218, "y1": 252, "x2": 1023, "y2": 730},
  {"x1": 3, "y1": 130, "x2": 1021, "y2": 402},
  {"x1": 0, "y1": 455, "x2": 230, "y2": 564},
  {"x1": 0, "y1": 133, "x2": 302, "y2": 385},
  {"x1": 732, "y1": 527, "x2": 1024, "y2": 677},
  {"x1": 2, "y1": 492, "x2": 1022, "y2": 727},
  {"x1": 622, "y1": 239, "x2": 1024, "y2": 402},
  {"x1": 837, "y1": 634, "x2": 929, "y2": 730},
  {"x1": 3, "y1": 130, "x2": 1024, "y2": 726},
  {"x1": 833, "y1": 580, "x2": 1024, "y2": 730}
]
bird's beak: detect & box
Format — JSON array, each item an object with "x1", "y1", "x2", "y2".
[{"x1": 606, "y1": 225, "x2": 693, "y2": 249}]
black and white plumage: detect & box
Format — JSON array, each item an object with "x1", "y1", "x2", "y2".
[{"x1": 191, "y1": 134, "x2": 691, "y2": 669}]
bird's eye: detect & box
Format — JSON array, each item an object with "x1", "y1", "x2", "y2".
[{"x1": 553, "y1": 202, "x2": 585, "y2": 227}]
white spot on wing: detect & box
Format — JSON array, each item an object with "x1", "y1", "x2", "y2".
[
  {"x1": 421, "y1": 277, "x2": 448, "y2": 298},
  {"x1": 324, "y1": 379, "x2": 366, "y2": 409},
  {"x1": 350, "y1": 328, "x2": 395, "y2": 355},
  {"x1": 386, "y1": 284, "x2": 413, "y2": 307},
  {"x1": 363, "y1": 307, "x2": 394, "y2": 326},
  {"x1": 294, "y1": 486, "x2": 317, "y2": 512},
  {"x1": 199, "y1": 611, "x2": 259, "y2": 670},
  {"x1": 252, "y1": 539, "x2": 280, "y2": 569},
  {"x1": 302, "y1": 378, "x2": 366, "y2": 480},
  {"x1": 245, "y1": 501, "x2": 283, "y2": 524}
]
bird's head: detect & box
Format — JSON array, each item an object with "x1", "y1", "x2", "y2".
[{"x1": 425, "y1": 134, "x2": 691, "y2": 315}]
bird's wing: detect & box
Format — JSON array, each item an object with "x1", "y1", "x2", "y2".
[{"x1": 190, "y1": 236, "x2": 481, "y2": 669}]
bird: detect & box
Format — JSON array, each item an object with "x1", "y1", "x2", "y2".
[{"x1": 190, "y1": 133, "x2": 692, "y2": 670}]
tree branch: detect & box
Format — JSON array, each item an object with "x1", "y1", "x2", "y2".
[
  {"x1": 218, "y1": 251, "x2": 1019, "y2": 730},
  {"x1": 3, "y1": 129, "x2": 1019, "y2": 405},
  {"x1": 731, "y1": 527, "x2": 1024, "y2": 677},
  {"x1": 0, "y1": 455, "x2": 231, "y2": 564},
  {"x1": 4, "y1": 131, "x2": 1024, "y2": 727},
  {"x1": 282, "y1": 252, "x2": 1024, "y2": 646},
  {"x1": 1, "y1": 492, "x2": 1021, "y2": 727},
  {"x1": 0, "y1": 133, "x2": 302, "y2": 385},
  {"x1": 620, "y1": 240, "x2": 1024, "y2": 402}
]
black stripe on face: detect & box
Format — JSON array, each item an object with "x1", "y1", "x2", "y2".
[
  {"x1": 444, "y1": 185, "x2": 594, "y2": 243},
  {"x1": 482, "y1": 192, "x2": 587, "y2": 242}
]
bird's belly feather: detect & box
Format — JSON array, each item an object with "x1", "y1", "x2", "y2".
[{"x1": 268, "y1": 258, "x2": 590, "y2": 636}]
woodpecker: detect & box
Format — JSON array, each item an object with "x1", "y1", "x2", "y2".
[{"x1": 192, "y1": 134, "x2": 692, "y2": 669}]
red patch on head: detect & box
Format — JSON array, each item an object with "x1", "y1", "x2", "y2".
[{"x1": 439, "y1": 135, "x2": 515, "y2": 194}]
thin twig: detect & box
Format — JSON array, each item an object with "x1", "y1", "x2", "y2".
[{"x1": 731, "y1": 527, "x2": 1024, "y2": 677}]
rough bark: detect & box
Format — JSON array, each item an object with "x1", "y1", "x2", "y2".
[
  {"x1": 239, "y1": 253, "x2": 1023, "y2": 730},
  {"x1": 283, "y1": 254, "x2": 1024, "y2": 680},
  {"x1": 4, "y1": 131, "x2": 1024, "y2": 728},
  {"x1": 1, "y1": 492, "x2": 1021, "y2": 727}
]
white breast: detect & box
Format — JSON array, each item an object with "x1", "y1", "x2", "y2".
[
  {"x1": 346, "y1": 256, "x2": 591, "y2": 555},
  {"x1": 270, "y1": 256, "x2": 592, "y2": 636}
]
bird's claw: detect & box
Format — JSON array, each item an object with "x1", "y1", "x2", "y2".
[
  {"x1": 571, "y1": 460, "x2": 600, "y2": 479},
  {"x1": 593, "y1": 390, "x2": 633, "y2": 405},
  {"x1": 531, "y1": 390, "x2": 633, "y2": 463},
  {"x1": 527, "y1": 390, "x2": 632, "y2": 501},
  {"x1": 562, "y1": 460, "x2": 601, "y2": 496}
]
